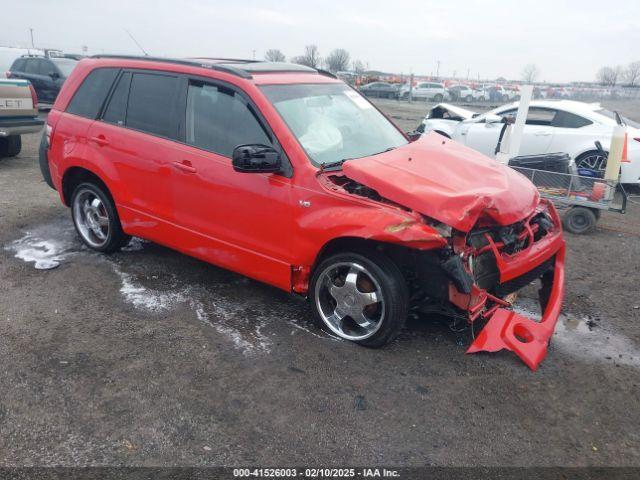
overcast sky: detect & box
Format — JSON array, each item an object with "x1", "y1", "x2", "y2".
[{"x1": 2, "y1": 0, "x2": 639, "y2": 83}]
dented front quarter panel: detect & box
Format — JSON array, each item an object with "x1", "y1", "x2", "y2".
[{"x1": 290, "y1": 173, "x2": 447, "y2": 289}]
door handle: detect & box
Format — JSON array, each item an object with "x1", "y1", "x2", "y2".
[
  {"x1": 172, "y1": 160, "x2": 197, "y2": 173},
  {"x1": 534, "y1": 131, "x2": 551, "y2": 136},
  {"x1": 89, "y1": 135, "x2": 110, "y2": 146}
]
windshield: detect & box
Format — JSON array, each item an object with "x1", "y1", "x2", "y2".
[
  {"x1": 51, "y1": 58, "x2": 78, "y2": 77},
  {"x1": 596, "y1": 108, "x2": 640, "y2": 129},
  {"x1": 260, "y1": 83, "x2": 407, "y2": 166}
]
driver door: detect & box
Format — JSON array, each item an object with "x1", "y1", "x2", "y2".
[{"x1": 170, "y1": 79, "x2": 294, "y2": 289}]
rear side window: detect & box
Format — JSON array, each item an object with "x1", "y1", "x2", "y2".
[
  {"x1": 37, "y1": 59, "x2": 54, "y2": 75},
  {"x1": 66, "y1": 68, "x2": 119, "y2": 119},
  {"x1": 24, "y1": 59, "x2": 40, "y2": 74},
  {"x1": 552, "y1": 110, "x2": 592, "y2": 128},
  {"x1": 185, "y1": 81, "x2": 271, "y2": 157},
  {"x1": 102, "y1": 72, "x2": 131, "y2": 125},
  {"x1": 125, "y1": 72, "x2": 180, "y2": 139}
]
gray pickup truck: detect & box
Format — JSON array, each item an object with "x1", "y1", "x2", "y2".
[{"x1": 0, "y1": 78, "x2": 44, "y2": 158}]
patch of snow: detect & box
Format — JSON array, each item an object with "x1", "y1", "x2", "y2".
[{"x1": 5, "y1": 233, "x2": 74, "y2": 270}]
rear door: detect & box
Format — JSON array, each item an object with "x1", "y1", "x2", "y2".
[
  {"x1": 21, "y1": 59, "x2": 46, "y2": 100},
  {"x1": 36, "y1": 58, "x2": 59, "y2": 103},
  {"x1": 88, "y1": 70, "x2": 182, "y2": 225}
]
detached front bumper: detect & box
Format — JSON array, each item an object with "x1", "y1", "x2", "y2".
[{"x1": 463, "y1": 203, "x2": 566, "y2": 370}]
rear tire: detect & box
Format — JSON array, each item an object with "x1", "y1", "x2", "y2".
[
  {"x1": 310, "y1": 250, "x2": 408, "y2": 347},
  {"x1": 562, "y1": 207, "x2": 597, "y2": 234},
  {"x1": 0, "y1": 135, "x2": 21, "y2": 158},
  {"x1": 433, "y1": 94, "x2": 443, "y2": 102},
  {"x1": 465, "y1": 95, "x2": 473, "y2": 102},
  {"x1": 71, "y1": 182, "x2": 130, "y2": 252}
]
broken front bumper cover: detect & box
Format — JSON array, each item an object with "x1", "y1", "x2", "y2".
[{"x1": 465, "y1": 212, "x2": 566, "y2": 370}]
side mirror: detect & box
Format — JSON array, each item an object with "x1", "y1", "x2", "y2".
[
  {"x1": 232, "y1": 144, "x2": 281, "y2": 173},
  {"x1": 49, "y1": 71, "x2": 60, "y2": 80}
]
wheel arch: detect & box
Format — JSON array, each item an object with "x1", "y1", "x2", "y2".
[{"x1": 61, "y1": 166, "x2": 113, "y2": 207}]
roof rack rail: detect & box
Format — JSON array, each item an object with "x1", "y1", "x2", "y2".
[
  {"x1": 188, "y1": 57, "x2": 259, "y2": 64},
  {"x1": 89, "y1": 54, "x2": 253, "y2": 79}
]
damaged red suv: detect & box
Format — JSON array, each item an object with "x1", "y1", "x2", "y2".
[{"x1": 41, "y1": 56, "x2": 565, "y2": 369}]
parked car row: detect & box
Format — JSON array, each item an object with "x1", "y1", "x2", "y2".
[{"x1": 358, "y1": 81, "x2": 522, "y2": 103}]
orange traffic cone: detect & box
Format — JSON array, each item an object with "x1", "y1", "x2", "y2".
[{"x1": 622, "y1": 132, "x2": 630, "y2": 163}]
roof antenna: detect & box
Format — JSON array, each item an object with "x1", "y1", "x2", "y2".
[{"x1": 124, "y1": 29, "x2": 148, "y2": 56}]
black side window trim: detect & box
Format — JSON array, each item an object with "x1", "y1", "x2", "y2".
[
  {"x1": 99, "y1": 68, "x2": 182, "y2": 141},
  {"x1": 64, "y1": 67, "x2": 122, "y2": 120},
  {"x1": 182, "y1": 74, "x2": 292, "y2": 177}
]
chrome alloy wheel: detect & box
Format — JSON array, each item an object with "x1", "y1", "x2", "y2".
[
  {"x1": 314, "y1": 262, "x2": 385, "y2": 340},
  {"x1": 72, "y1": 188, "x2": 110, "y2": 248}
]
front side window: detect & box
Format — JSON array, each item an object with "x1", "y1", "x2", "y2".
[
  {"x1": 185, "y1": 82, "x2": 271, "y2": 157},
  {"x1": 261, "y1": 83, "x2": 407, "y2": 166},
  {"x1": 67, "y1": 68, "x2": 119, "y2": 119},
  {"x1": 126, "y1": 72, "x2": 180, "y2": 139},
  {"x1": 498, "y1": 107, "x2": 557, "y2": 126}
]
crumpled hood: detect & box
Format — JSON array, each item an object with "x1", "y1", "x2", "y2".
[{"x1": 342, "y1": 133, "x2": 539, "y2": 232}]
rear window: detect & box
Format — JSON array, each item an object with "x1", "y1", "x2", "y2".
[
  {"x1": 66, "y1": 68, "x2": 119, "y2": 119},
  {"x1": 125, "y1": 72, "x2": 180, "y2": 139},
  {"x1": 11, "y1": 58, "x2": 25, "y2": 71}
]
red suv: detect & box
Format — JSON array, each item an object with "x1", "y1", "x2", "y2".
[{"x1": 40, "y1": 56, "x2": 565, "y2": 369}]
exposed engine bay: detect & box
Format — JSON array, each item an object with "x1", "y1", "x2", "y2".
[{"x1": 320, "y1": 171, "x2": 565, "y2": 370}]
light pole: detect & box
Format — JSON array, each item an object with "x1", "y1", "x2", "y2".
[
  {"x1": 436, "y1": 60, "x2": 440, "y2": 80},
  {"x1": 30, "y1": 28, "x2": 35, "y2": 48}
]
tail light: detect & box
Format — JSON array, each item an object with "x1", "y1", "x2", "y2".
[
  {"x1": 28, "y1": 84, "x2": 38, "y2": 110},
  {"x1": 5, "y1": 71, "x2": 12, "y2": 78}
]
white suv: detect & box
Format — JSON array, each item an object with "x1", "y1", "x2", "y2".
[{"x1": 399, "y1": 82, "x2": 449, "y2": 101}]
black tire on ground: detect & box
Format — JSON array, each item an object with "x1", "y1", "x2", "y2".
[
  {"x1": 562, "y1": 207, "x2": 597, "y2": 234},
  {"x1": 309, "y1": 249, "x2": 409, "y2": 348},
  {"x1": 38, "y1": 132, "x2": 55, "y2": 189},
  {"x1": 71, "y1": 182, "x2": 131, "y2": 252},
  {"x1": 502, "y1": 94, "x2": 510, "y2": 102},
  {"x1": 0, "y1": 135, "x2": 21, "y2": 158},
  {"x1": 433, "y1": 94, "x2": 443, "y2": 102},
  {"x1": 465, "y1": 95, "x2": 473, "y2": 102}
]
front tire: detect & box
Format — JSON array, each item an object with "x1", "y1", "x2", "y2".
[
  {"x1": 433, "y1": 94, "x2": 443, "y2": 102},
  {"x1": 310, "y1": 250, "x2": 408, "y2": 347},
  {"x1": 71, "y1": 182, "x2": 130, "y2": 252},
  {"x1": 465, "y1": 95, "x2": 473, "y2": 102}
]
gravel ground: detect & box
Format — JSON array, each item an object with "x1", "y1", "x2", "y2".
[{"x1": 0, "y1": 105, "x2": 639, "y2": 467}]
